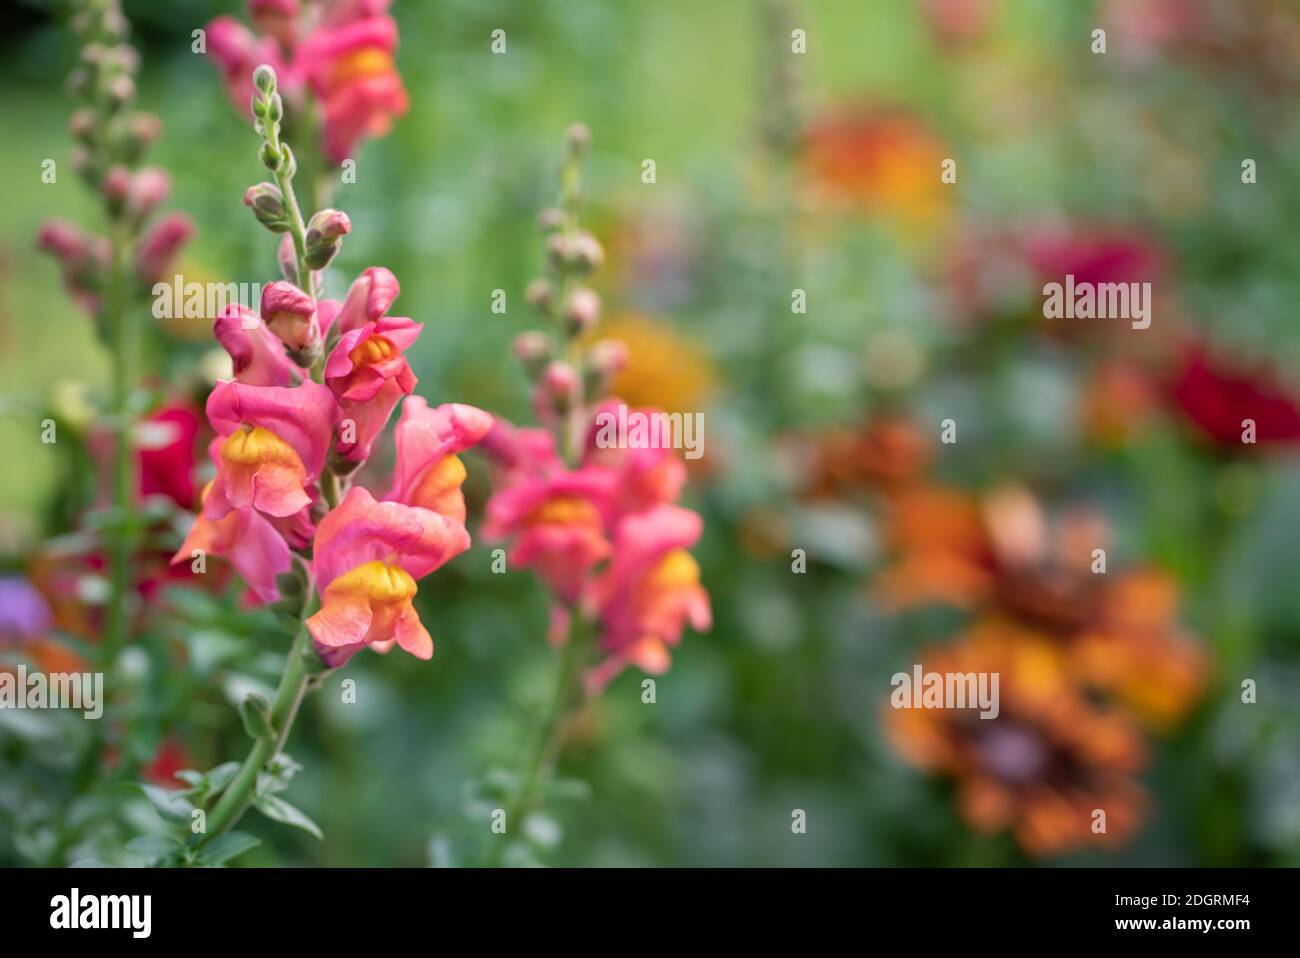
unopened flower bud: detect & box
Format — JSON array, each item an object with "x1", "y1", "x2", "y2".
[
  {"x1": 569, "y1": 231, "x2": 604, "y2": 273},
  {"x1": 68, "y1": 109, "x2": 97, "y2": 142},
  {"x1": 277, "y1": 233, "x2": 300, "y2": 285},
  {"x1": 303, "y1": 208, "x2": 351, "y2": 269},
  {"x1": 134, "y1": 212, "x2": 194, "y2": 285},
  {"x1": 525, "y1": 277, "x2": 555, "y2": 313},
  {"x1": 545, "y1": 234, "x2": 568, "y2": 272},
  {"x1": 563, "y1": 287, "x2": 601, "y2": 335},
  {"x1": 244, "y1": 181, "x2": 289, "y2": 232},
  {"x1": 565, "y1": 122, "x2": 591, "y2": 156},
  {"x1": 259, "y1": 140, "x2": 281, "y2": 171},
  {"x1": 127, "y1": 167, "x2": 170, "y2": 220},
  {"x1": 537, "y1": 207, "x2": 564, "y2": 233},
  {"x1": 127, "y1": 111, "x2": 161, "y2": 147},
  {"x1": 588, "y1": 337, "x2": 628, "y2": 374},
  {"x1": 253, "y1": 64, "x2": 278, "y2": 97},
  {"x1": 260, "y1": 281, "x2": 317, "y2": 351},
  {"x1": 512, "y1": 331, "x2": 553, "y2": 377},
  {"x1": 105, "y1": 73, "x2": 134, "y2": 105},
  {"x1": 100, "y1": 165, "x2": 131, "y2": 213},
  {"x1": 542, "y1": 360, "x2": 579, "y2": 410},
  {"x1": 585, "y1": 338, "x2": 628, "y2": 396}
]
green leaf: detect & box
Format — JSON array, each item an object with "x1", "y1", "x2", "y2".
[
  {"x1": 126, "y1": 835, "x2": 184, "y2": 862},
  {"x1": 205, "y1": 762, "x2": 242, "y2": 795},
  {"x1": 174, "y1": 770, "x2": 206, "y2": 787},
  {"x1": 132, "y1": 784, "x2": 196, "y2": 825},
  {"x1": 240, "y1": 693, "x2": 275, "y2": 740},
  {"x1": 254, "y1": 794, "x2": 323, "y2": 840},
  {"x1": 196, "y1": 832, "x2": 261, "y2": 866}
]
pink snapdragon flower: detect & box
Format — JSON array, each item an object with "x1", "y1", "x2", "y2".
[
  {"x1": 171, "y1": 483, "x2": 292, "y2": 604},
  {"x1": 214, "y1": 304, "x2": 302, "y2": 387},
  {"x1": 483, "y1": 467, "x2": 619, "y2": 605},
  {"x1": 205, "y1": 1, "x2": 408, "y2": 165},
  {"x1": 584, "y1": 505, "x2": 711, "y2": 690},
  {"x1": 305, "y1": 486, "x2": 470, "y2": 666},
  {"x1": 385, "y1": 398, "x2": 495, "y2": 523},
  {"x1": 299, "y1": 14, "x2": 409, "y2": 164},
  {"x1": 323, "y1": 267, "x2": 421, "y2": 462},
  {"x1": 204, "y1": 379, "x2": 336, "y2": 520}
]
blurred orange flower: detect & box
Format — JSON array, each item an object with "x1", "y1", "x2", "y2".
[
  {"x1": 884, "y1": 621, "x2": 1147, "y2": 856},
  {"x1": 596, "y1": 313, "x2": 716, "y2": 416},
  {"x1": 803, "y1": 107, "x2": 952, "y2": 229}
]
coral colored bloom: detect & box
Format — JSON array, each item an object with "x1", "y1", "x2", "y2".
[
  {"x1": 586, "y1": 504, "x2": 712, "y2": 689},
  {"x1": 171, "y1": 480, "x2": 292, "y2": 604},
  {"x1": 306, "y1": 487, "x2": 470, "y2": 666},
  {"x1": 299, "y1": 15, "x2": 409, "y2": 164},
  {"x1": 214, "y1": 304, "x2": 301, "y2": 387},
  {"x1": 803, "y1": 107, "x2": 951, "y2": 226},
  {"x1": 324, "y1": 268, "x2": 421, "y2": 462},
  {"x1": 385, "y1": 397, "x2": 494, "y2": 523},
  {"x1": 204, "y1": 380, "x2": 336, "y2": 519},
  {"x1": 483, "y1": 469, "x2": 619, "y2": 605}
]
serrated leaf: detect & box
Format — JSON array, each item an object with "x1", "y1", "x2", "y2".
[
  {"x1": 197, "y1": 832, "x2": 261, "y2": 866},
  {"x1": 254, "y1": 794, "x2": 323, "y2": 839}
]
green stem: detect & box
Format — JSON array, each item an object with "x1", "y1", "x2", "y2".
[
  {"x1": 486, "y1": 613, "x2": 589, "y2": 867},
  {"x1": 196, "y1": 624, "x2": 314, "y2": 848},
  {"x1": 263, "y1": 117, "x2": 313, "y2": 300},
  {"x1": 102, "y1": 220, "x2": 137, "y2": 664}
]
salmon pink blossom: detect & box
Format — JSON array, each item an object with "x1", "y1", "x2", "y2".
[
  {"x1": 306, "y1": 487, "x2": 471, "y2": 666},
  {"x1": 204, "y1": 380, "x2": 336, "y2": 520}
]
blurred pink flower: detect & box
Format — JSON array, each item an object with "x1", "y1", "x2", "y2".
[
  {"x1": 585, "y1": 504, "x2": 711, "y2": 691},
  {"x1": 205, "y1": 1, "x2": 408, "y2": 165}
]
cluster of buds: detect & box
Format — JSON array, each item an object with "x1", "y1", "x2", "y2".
[
  {"x1": 244, "y1": 65, "x2": 351, "y2": 368},
  {"x1": 514, "y1": 124, "x2": 628, "y2": 442},
  {"x1": 37, "y1": 0, "x2": 193, "y2": 320}
]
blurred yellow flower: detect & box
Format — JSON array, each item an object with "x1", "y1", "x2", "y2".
[{"x1": 595, "y1": 313, "x2": 716, "y2": 415}]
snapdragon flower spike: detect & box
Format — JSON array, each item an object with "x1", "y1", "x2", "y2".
[
  {"x1": 585, "y1": 504, "x2": 712, "y2": 691},
  {"x1": 214, "y1": 304, "x2": 301, "y2": 387},
  {"x1": 385, "y1": 397, "x2": 494, "y2": 523},
  {"x1": 204, "y1": 379, "x2": 336, "y2": 520},
  {"x1": 306, "y1": 486, "x2": 470, "y2": 667},
  {"x1": 324, "y1": 267, "x2": 421, "y2": 462}
]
